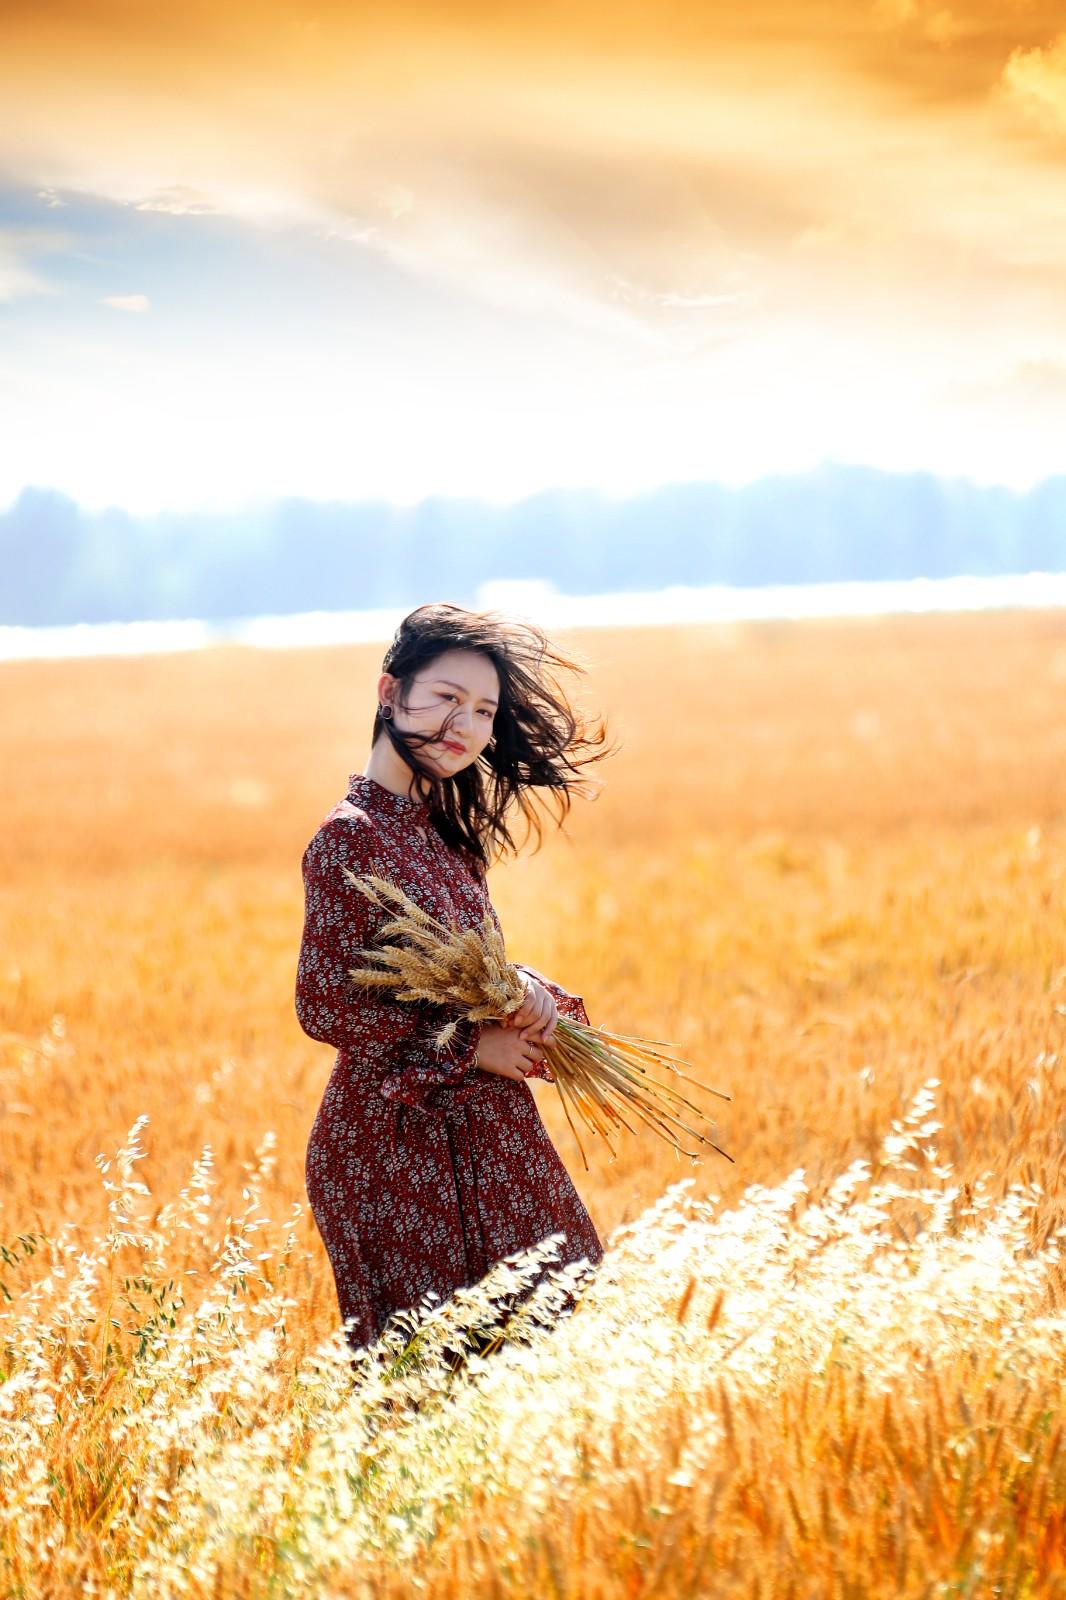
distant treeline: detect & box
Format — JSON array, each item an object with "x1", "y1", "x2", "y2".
[{"x1": 3, "y1": 462, "x2": 1065, "y2": 626}]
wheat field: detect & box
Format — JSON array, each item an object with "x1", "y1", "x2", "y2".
[{"x1": 2, "y1": 608, "x2": 1066, "y2": 1598}]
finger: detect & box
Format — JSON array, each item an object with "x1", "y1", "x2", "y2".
[
  {"x1": 511, "y1": 975, "x2": 537, "y2": 1027},
  {"x1": 485, "y1": 1058, "x2": 526, "y2": 1081},
  {"x1": 530, "y1": 998, "x2": 556, "y2": 1043}
]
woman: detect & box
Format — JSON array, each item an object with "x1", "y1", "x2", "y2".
[{"x1": 296, "y1": 601, "x2": 615, "y2": 1357}]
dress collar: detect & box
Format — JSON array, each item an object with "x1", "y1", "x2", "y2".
[{"x1": 347, "y1": 771, "x2": 431, "y2": 820}]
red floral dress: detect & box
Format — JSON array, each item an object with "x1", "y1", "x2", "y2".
[{"x1": 297, "y1": 771, "x2": 604, "y2": 1353}]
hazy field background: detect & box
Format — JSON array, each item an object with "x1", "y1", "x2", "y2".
[{"x1": 3, "y1": 609, "x2": 1066, "y2": 1596}]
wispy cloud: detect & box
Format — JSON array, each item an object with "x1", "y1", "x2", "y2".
[{"x1": 133, "y1": 186, "x2": 220, "y2": 216}]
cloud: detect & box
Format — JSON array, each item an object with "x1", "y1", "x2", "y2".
[
  {"x1": 133, "y1": 185, "x2": 220, "y2": 215},
  {"x1": 4, "y1": 0, "x2": 1066, "y2": 506},
  {"x1": 101, "y1": 293, "x2": 149, "y2": 311},
  {"x1": 870, "y1": 0, "x2": 964, "y2": 48},
  {"x1": 0, "y1": 4, "x2": 1062, "y2": 346},
  {"x1": 292, "y1": 109, "x2": 822, "y2": 346},
  {"x1": 999, "y1": 31, "x2": 1066, "y2": 136}
]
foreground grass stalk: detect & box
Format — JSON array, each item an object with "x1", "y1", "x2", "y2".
[{"x1": 3, "y1": 1084, "x2": 1066, "y2": 1598}]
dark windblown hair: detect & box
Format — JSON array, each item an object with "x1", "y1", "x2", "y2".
[{"x1": 372, "y1": 601, "x2": 617, "y2": 872}]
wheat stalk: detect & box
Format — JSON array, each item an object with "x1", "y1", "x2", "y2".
[{"x1": 342, "y1": 869, "x2": 733, "y2": 1170}]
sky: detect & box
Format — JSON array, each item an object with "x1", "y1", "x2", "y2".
[{"x1": 2, "y1": 1, "x2": 1066, "y2": 515}]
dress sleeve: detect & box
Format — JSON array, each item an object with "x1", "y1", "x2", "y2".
[
  {"x1": 514, "y1": 961, "x2": 591, "y2": 1028},
  {"x1": 295, "y1": 816, "x2": 483, "y2": 1112}
]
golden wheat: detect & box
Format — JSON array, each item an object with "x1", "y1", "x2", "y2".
[{"x1": 1, "y1": 609, "x2": 1066, "y2": 1595}]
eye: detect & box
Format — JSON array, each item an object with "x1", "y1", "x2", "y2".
[{"x1": 441, "y1": 691, "x2": 493, "y2": 718}]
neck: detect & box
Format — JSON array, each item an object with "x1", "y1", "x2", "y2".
[{"x1": 363, "y1": 736, "x2": 435, "y2": 803}]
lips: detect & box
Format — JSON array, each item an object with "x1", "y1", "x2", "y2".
[{"x1": 442, "y1": 740, "x2": 466, "y2": 754}]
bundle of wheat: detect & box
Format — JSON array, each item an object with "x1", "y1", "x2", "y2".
[{"x1": 342, "y1": 870, "x2": 733, "y2": 1171}]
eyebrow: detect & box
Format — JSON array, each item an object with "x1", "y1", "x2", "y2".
[{"x1": 433, "y1": 677, "x2": 498, "y2": 708}]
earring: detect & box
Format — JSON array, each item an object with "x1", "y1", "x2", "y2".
[{"x1": 380, "y1": 704, "x2": 393, "y2": 720}]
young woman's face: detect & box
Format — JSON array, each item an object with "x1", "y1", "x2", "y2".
[{"x1": 384, "y1": 648, "x2": 500, "y2": 777}]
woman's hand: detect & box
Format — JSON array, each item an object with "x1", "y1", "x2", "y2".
[
  {"x1": 503, "y1": 972, "x2": 560, "y2": 1045},
  {"x1": 475, "y1": 1021, "x2": 551, "y2": 1082}
]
